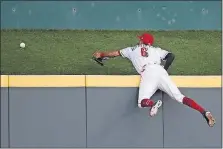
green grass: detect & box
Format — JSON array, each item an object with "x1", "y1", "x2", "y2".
[{"x1": 1, "y1": 29, "x2": 222, "y2": 75}]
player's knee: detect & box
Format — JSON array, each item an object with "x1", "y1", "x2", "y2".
[
  {"x1": 138, "y1": 98, "x2": 154, "y2": 108},
  {"x1": 138, "y1": 98, "x2": 147, "y2": 108}
]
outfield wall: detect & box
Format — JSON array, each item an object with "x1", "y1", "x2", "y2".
[
  {"x1": 1, "y1": 1, "x2": 221, "y2": 30},
  {"x1": 0, "y1": 75, "x2": 221, "y2": 148}
]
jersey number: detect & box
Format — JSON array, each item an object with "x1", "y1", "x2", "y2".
[{"x1": 141, "y1": 47, "x2": 148, "y2": 57}]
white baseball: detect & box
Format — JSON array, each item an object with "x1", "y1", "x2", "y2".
[{"x1": 20, "y1": 42, "x2": 25, "y2": 48}]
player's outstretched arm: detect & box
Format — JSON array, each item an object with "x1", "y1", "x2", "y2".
[
  {"x1": 163, "y1": 53, "x2": 175, "y2": 70},
  {"x1": 93, "y1": 50, "x2": 121, "y2": 59}
]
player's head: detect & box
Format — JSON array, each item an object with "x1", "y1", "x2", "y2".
[{"x1": 138, "y1": 33, "x2": 154, "y2": 46}]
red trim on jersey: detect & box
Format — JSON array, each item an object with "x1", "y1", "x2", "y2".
[{"x1": 118, "y1": 50, "x2": 121, "y2": 56}]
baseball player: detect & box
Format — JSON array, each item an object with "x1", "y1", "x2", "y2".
[{"x1": 92, "y1": 33, "x2": 216, "y2": 127}]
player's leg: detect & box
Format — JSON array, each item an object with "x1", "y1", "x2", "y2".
[
  {"x1": 138, "y1": 76, "x2": 158, "y2": 108},
  {"x1": 158, "y1": 73, "x2": 215, "y2": 127},
  {"x1": 138, "y1": 72, "x2": 162, "y2": 117}
]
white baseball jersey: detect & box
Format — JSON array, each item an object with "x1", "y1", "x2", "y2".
[{"x1": 119, "y1": 44, "x2": 170, "y2": 74}]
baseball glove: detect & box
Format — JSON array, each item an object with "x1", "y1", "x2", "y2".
[{"x1": 92, "y1": 57, "x2": 104, "y2": 66}]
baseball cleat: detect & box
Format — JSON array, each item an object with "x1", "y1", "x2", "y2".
[
  {"x1": 203, "y1": 111, "x2": 216, "y2": 127},
  {"x1": 149, "y1": 100, "x2": 162, "y2": 117}
]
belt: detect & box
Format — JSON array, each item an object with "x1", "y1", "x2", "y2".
[{"x1": 141, "y1": 62, "x2": 160, "y2": 73}]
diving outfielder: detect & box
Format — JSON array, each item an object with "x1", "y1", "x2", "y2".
[{"x1": 93, "y1": 33, "x2": 216, "y2": 127}]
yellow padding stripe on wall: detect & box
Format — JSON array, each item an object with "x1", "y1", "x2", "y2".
[
  {"x1": 86, "y1": 75, "x2": 221, "y2": 88},
  {"x1": 1, "y1": 75, "x2": 8, "y2": 87},
  {"x1": 171, "y1": 76, "x2": 221, "y2": 88},
  {"x1": 0, "y1": 75, "x2": 221, "y2": 87},
  {"x1": 86, "y1": 75, "x2": 140, "y2": 87},
  {"x1": 8, "y1": 75, "x2": 85, "y2": 87}
]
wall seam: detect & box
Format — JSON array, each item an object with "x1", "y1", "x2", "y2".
[
  {"x1": 0, "y1": 79, "x2": 1, "y2": 147},
  {"x1": 84, "y1": 75, "x2": 88, "y2": 148},
  {"x1": 0, "y1": 78, "x2": 1, "y2": 147},
  {"x1": 7, "y1": 75, "x2": 10, "y2": 148}
]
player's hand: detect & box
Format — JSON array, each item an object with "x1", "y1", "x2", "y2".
[
  {"x1": 93, "y1": 51, "x2": 103, "y2": 58},
  {"x1": 92, "y1": 51, "x2": 105, "y2": 66}
]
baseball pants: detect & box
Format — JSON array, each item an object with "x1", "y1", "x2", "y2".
[{"x1": 138, "y1": 64, "x2": 185, "y2": 108}]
